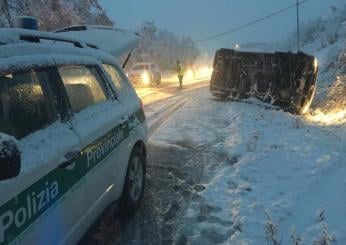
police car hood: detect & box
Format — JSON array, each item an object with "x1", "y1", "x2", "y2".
[{"x1": 55, "y1": 26, "x2": 139, "y2": 58}]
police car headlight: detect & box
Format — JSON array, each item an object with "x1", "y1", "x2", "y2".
[{"x1": 141, "y1": 72, "x2": 150, "y2": 85}]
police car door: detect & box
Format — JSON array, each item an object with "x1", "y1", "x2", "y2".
[
  {"x1": 102, "y1": 63, "x2": 146, "y2": 196},
  {"x1": 0, "y1": 67, "x2": 86, "y2": 245},
  {"x1": 58, "y1": 65, "x2": 128, "y2": 224}
]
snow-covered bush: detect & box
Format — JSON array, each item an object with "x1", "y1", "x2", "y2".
[
  {"x1": 265, "y1": 213, "x2": 281, "y2": 245},
  {"x1": 314, "y1": 210, "x2": 334, "y2": 245},
  {"x1": 290, "y1": 228, "x2": 302, "y2": 245}
]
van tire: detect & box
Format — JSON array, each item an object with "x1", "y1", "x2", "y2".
[{"x1": 120, "y1": 147, "x2": 146, "y2": 215}]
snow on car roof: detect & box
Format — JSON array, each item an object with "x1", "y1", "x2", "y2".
[
  {"x1": 0, "y1": 28, "x2": 119, "y2": 74},
  {"x1": 0, "y1": 28, "x2": 94, "y2": 47},
  {"x1": 54, "y1": 25, "x2": 140, "y2": 58}
]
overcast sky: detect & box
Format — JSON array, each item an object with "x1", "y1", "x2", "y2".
[{"x1": 99, "y1": 0, "x2": 345, "y2": 53}]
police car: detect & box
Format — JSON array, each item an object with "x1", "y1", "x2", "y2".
[{"x1": 0, "y1": 28, "x2": 147, "y2": 245}]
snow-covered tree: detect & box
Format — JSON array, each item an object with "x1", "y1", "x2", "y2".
[
  {"x1": 23, "y1": 0, "x2": 81, "y2": 30},
  {"x1": 153, "y1": 30, "x2": 179, "y2": 69},
  {"x1": 0, "y1": 0, "x2": 11, "y2": 24},
  {"x1": 284, "y1": 4, "x2": 346, "y2": 51},
  {"x1": 66, "y1": 0, "x2": 113, "y2": 26},
  {"x1": 138, "y1": 21, "x2": 157, "y2": 55},
  {"x1": 0, "y1": 0, "x2": 113, "y2": 30},
  {"x1": 178, "y1": 36, "x2": 200, "y2": 67},
  {"x1": 130, "y1": 21, "x2": 200, "y2": 70}
]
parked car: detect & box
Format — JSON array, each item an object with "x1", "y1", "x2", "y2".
[
  {"x1": 127, "y1": 62, "x2": 162, "y2": 86},
  {"x1": 0, "y1": 28, "x2": 147, "y2": 245},
  {"x1": 210, "y1": 48, "x2": 318, "y2": 114}
]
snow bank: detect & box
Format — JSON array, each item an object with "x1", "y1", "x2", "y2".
[{"x1": 151, "y1": 90, "x2": 346, "y2": 244}]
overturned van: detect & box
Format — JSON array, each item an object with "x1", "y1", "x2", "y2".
[{"x1": 210, "y1": 48, "x2": 318, "y2": 114}]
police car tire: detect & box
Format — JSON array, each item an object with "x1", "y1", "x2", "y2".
[{"x1": 120, "y1": 147, "x2": 146, "y2": 215}]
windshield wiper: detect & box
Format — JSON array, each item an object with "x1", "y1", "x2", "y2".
[{"x1": 122, "y1": 49, "x2": 133, "y2": 69}]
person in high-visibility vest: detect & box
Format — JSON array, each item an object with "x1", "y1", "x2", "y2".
[{"x1": 176, "y1": 60, "x2": 184, "y2": 88}]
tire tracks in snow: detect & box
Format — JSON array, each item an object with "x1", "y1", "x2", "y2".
[
  {"x1": 118, "y1": 86, "x2": 212, "y2": 244},
  {"x1": 80, "y1": 86, "x2": 209, "y2": 245},
  {"x1": 146, "y1": 86, "x2": 207, "y2": 138},
  {"x1": 147, "y1": 99, "x2": 189, "y2": 138}
]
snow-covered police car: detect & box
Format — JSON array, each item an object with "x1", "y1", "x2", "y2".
[{"x1": 0, "y1": 29, "x2": 147, "y2": 245}]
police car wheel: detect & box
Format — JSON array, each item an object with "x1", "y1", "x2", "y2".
[{"x1": 120, "y1": 147, "x2": 145, "y2": 215}]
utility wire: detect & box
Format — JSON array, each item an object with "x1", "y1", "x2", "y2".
[{"x1": 194, "y1": 0, "x2": 313, "y2": 44}]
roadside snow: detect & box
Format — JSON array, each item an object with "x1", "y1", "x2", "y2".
[
  {"x1": 311, "y1": 38, "x2": 346, "y2": 101},
  {"x1": 151, "y1": 90, "x2": 346, "y2": 244}
]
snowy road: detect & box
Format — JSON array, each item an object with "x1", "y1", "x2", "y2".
[
  {"x1": 80, "y1": 75, "x2": 346, "y2": 244},
  {"x1": 149, "y1": 90, "x2": 346, "y2": 244},
  {"x1": 135, "y1": 76, "x2": 210, "y2": 106},
  {"x1": 80, "y1": 77, "x2": 210, "y2": 245}
]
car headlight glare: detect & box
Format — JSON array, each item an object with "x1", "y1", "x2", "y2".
[{"x1": 141, "y1": 72, "x2": 150, "y2": 85}]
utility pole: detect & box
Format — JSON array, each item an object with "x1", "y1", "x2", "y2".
[{"x1": 296, "y1": 0, "x2": 300, "y2": 52}]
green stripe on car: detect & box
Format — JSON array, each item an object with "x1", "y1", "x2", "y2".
[{"x1": 0, "y1": 109, "x2": 145, "y2": 245}]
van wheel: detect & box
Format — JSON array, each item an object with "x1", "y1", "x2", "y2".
[{"x1": 120, "y1": 147, "x2": 146, "y2": 215}]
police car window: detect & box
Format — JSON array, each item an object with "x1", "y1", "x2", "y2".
[
  {"x1": 103, "y1": 64, "x2": 124, "y2": 92},
  {"x1": 0, "y1": 69, "x2": 57, "y2": 139},
  {"x1": 59, "y1": 66, "x2": 107, "y2": 113},
  {"x1": 103, "y1": 64, "x2": 136, "y2": 100}
]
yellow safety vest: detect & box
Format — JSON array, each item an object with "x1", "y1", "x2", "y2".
[{"x1": 177, "y1": 64, "x2": 184, "y2": 76}]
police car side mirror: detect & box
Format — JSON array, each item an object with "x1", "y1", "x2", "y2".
[{"x1": 0, "y1": 138, "x2": 21, "y2": 181}]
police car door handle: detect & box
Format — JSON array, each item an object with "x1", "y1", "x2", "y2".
[{"x1": 59, "y1": 151, "x2": 81, "y2": 169}]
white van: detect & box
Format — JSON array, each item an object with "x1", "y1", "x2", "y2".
[
  {"x1": 0, "y1": 29, "x2": 147, "y2": 245},
  {"x1": 127, "y1": 62, "x2": 162, "y2": 86}
]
